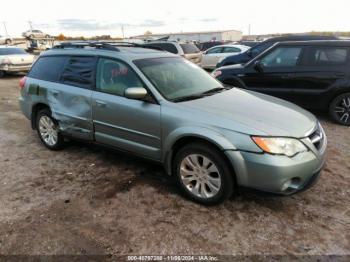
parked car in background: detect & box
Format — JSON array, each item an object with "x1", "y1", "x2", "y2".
[
  {"x1": 201, "y1": 44, "x2": 250, "y2": 70},
  {"x1": 0, "y1": 47, "x2": 35, "y2": 77},
  {"x1": 214, "y1": 40, "x2": 350, "y2": 126},
  {"x1": 22, "y1": 29, "x2": 50, "y2": 39},
  {"x1": 0, "y1": 35, "x2": 13, "y2": 45},
  {"x1": 197, "y1": 41, "x2": 224, "y2": 51},
  {"x1": 216, "y1": 35, "x2": 339, "y2": 68},
  {"x1": 19, "y1": 42, "x2": 326, "y2": 205},
  {"x1": 238, "y1": 41, "x2": 261, "y2": 47},
  {"x1": 143, "y1": 41, "x2": 202, "y2": 65}
]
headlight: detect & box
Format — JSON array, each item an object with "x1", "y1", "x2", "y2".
[
  {"x1": 212, "y1": 70, "x2": 222, "y2": 78},
  {"x1": 252, "y1": 137, "x2": 307, "y2": 157}
]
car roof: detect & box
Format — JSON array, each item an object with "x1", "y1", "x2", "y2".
[
  {"x1": 207, "y1": 44, "x2": 250, "y2": 49},
  {"x1": 263, "y1": 35, "x2": 338, "y2": 43},
  {"x1": 42, "y1": 46, "x2": 177, "y2": 61},
  {"x1": 277, "y1": 40, "x2": 350, "y2": 46}
]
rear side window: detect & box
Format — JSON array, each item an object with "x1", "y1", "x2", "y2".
[
  {"x1": 28, "y1": 56, "x2": 67, "y2": 82},
  {"x1": 180, "y1": 43, "x2": 200, "y2": 54},
  {"x1": 206, "y1": 47, "x2": 223, "y2": 54},
  {"x1": 0, "y1": 48, "x2": 27, "y2": 55},
  {"x1": 60, "y1": 56, "x2": 96, "y2": 89},
  {"x1": 307, "y1": 47, "x2": 349, "y2": 66},
  {"x1": 223, "y1": 47, "x2": 241, "y2": 53}
]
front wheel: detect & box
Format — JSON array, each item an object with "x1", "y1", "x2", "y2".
[
  {"x1": 173, "y1": 143, "x2": 234, "y2": 205},
  {"x1": 5, "y1": 39, "x2": 11, "y2": 45},
  {"x1": 329, "y1": 93, "x2": 350, "y2": 126},
  {"x1": 36, "y1": 109, "x2": 65, "y2": 150}
]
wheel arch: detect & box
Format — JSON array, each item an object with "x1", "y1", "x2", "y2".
[
  {"x1": 220, "y1": 76, "x2": 246, "y2": 89},
  {"x1": 31, "y1": 103, "x2": 51, "y2": 129},
  {"x1": 163, "y1": 128, "x2": 237, "y2": 179}
]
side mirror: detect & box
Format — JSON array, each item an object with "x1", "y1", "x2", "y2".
[
  {"x1": 254, "y1": 60, "x2": 264, "y2": 73},
  {"x1": 124, "y1": 87, "x2": 148, "y2": 100}
]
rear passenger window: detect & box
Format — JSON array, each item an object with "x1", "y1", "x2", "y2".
[
  {"x1": 28, "y1": 56, "x2": 67, "y2": 82},
  {"x1": 308, "y1": 47, "x2": 348, "y2": 66},
  {"x1": 60, "y1": 56, "x2": 96, "y2": 89},
  {"x1": 96, "y1": 58, "x2": 144, "y2": 96}
]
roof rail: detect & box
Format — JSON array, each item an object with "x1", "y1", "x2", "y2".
[
  {"x1": 100, "y1": 41, "x2": 165, "y2": 51},
  {"x1": 52, "y1": 41, "x2": 120, "y2": 51}
]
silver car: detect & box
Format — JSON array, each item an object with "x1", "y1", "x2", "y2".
[
  {"x1": 19, "y1": 42, "x2": 327, "y2": 205},
  {"x1": 0, "y1": 47, "x2": 35, "y2": 77},
  {"x1": 22, "y1": 29, "x2": 50, "y2": 39}
]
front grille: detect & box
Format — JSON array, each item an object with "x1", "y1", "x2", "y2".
[{"x1": 308, "y1": 124, "x2": 324, "y2": 151}]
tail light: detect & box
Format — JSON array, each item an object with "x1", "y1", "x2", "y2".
[{"x1": 19, "y1": 76, "x2": 27, "y2": 90}]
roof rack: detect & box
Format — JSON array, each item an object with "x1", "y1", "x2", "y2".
[
  {"x1": 101, "y1": 41, "x2": 164, "y2": 51},
  {"x1": 52, "y1": 41, "x2": 165, "y2": 52},
  {"x1": 52, "y1": 42, "x2": 120, "y2": 51}
]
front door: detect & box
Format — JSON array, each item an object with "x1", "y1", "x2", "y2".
[
  {"x1": 92, "y1": 57, "x2": 161, "y2": 160},
  {"x1": 242, "y1": 46, "x2": 303, "y2": 101}
]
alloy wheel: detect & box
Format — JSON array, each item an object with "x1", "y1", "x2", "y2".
[
  {"x1": 38, "y1": 116, "x2": 58, "y2": 146},
  {"x1": 180, "y1": 154, "x2": 222, "y2": 199},
  {"x1": 334, "y1": 95, "x2": 350, "y2": 124}
]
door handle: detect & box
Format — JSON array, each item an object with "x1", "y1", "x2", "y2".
[
  {"x1": 95, "y1": 100, "x2": 107, "y2": 107},
  {"x1": 334, "y1": 73, "x2": 345, "y2": 78}
]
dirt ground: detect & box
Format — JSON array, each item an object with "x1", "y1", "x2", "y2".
[{"x1": 0, "y1": 76, "x2": 349, "y2": 258}]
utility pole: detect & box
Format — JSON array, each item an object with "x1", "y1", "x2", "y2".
[
  {"x1": 248, "y1": 24, "x2": 251, "y2": 36},
  {"x1": 3, "y1": 22, "x2": 8, "y2": 35},
  {"x1": 121, "y1": 25, "x2": 125, "y2": 39},
  {"x1": 28, "y1": 21, "x2": 33, "y2": 30}
]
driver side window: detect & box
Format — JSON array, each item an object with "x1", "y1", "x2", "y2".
[
  {"x1": 261, "y1": 47, "x2": 302, "y2": 67},
  {"x1": 96, "y1": 58, "x2": 144, "y2": 96}
]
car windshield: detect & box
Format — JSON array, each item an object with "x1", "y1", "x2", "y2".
[
  {"x1": 180, "y1": 43, "x2": 200, "y2": 54},
  {"x1": 134, "y1": 57, "x2": 224, "y2": 101},
  {"x1": 247, "y1": 42, "x2": 272, "y2": 57},
  {"x1": 0, "y1": 48, "x2": 27, "y2": 55}
]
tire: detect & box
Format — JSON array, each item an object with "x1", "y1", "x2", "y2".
[
  {"x1": 5, "y1": 39, "x2": 11, "y2": 45},
  {"x1": 329, "y1": 93, "x2": 350, "y2": 126},
  {"x1": 36, "y1": 109, "x2": 65, "y2": 150},
  {"x1": 173, "y1": 142, "x2": 234, "y2": 205},
  {"x1": 0, "y1": 71, "x2": 5, "y2": 78}
]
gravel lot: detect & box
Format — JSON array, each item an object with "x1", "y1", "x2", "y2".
[{"x1": 0, "y1": 76, "x2": 349, "y2": 257}]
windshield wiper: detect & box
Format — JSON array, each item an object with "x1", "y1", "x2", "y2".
[
  {"x1": 171, "y1": 94, "x2": 206, "y2": 102},
  {"x1": 200, "y1": 87, "x2": 226, "y2": 95}
]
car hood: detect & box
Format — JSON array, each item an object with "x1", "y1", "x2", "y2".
[
  {"x1": 179, "y1": 88, "x2": 317, "y2": 137},
  {"x1": 218, "y1": 52, "x2": 250, "y2": 67}
]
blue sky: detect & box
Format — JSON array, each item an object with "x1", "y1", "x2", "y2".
[{"x1": 1, "y1": 0, "x2": 349, "y2": 37}]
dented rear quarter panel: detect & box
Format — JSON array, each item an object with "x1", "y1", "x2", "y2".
[{"x1": 21, "y1": 77, "x2": 94, "y2": 140}]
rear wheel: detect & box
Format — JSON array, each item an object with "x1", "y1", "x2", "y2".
[
  {"x1": 329, "y1": 93, "x2": 350, "y2": 126},
  {"x1": 173, "y1": 143, "x2": 234, "y2": 205},
  {"x1": 36, "y1": 109, "x2": 65, "y2": 150},
  {"x1": 0, "y1": 71, "x2": 5, "y2": 78},
  {"x1": 5, "y1": 39, "x2": 11, "y2": 45}
]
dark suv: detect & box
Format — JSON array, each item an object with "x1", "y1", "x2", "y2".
[
  {"x1": 216, "y1": 35, "x2": 338, "y2": 68},
  {"x1": 213, "y1": 40, "x2": 350, "y2": 126}
]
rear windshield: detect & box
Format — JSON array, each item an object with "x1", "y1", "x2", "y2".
[
  {"x1": 144, "y1": 43, "x2": 178, "y2": 54},
  {"x1": 0, "y1": 48, "x2": 27, "y2": 55},
  {"x1": 180, "y1": 43, "x2": 200, "y2": 54}
]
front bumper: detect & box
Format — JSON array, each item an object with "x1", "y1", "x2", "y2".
[
  {"x1": 0, "y1": 64, "x2": 32, "y2": 72},
  {"x1": 225, "y1": 134, "x2": 327, "y2": 194}
]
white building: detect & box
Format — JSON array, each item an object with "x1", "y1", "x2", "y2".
[{"x1": 133, "y1": 30, "x2": 242, "y2": 42}]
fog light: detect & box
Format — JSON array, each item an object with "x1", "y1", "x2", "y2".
[{"x1": 281, "y1": 180, "x2": 292, "y2": 191}]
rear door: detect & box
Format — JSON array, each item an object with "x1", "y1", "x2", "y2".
[
  {"x1": 27, "y1": 55, "x2": 95, "y2": 140},
  {"x1": 241, "y1": 45, "x2": 303, "y2": 101},
  {"x1": 292, "y1": 46, "x2": 350, "y2": 109},
  {"x1": 92, "y1": 57, "x2": 161, "y2": 160},
  {"x1": 202, "y1": 46, "x2": 224, "y2": 68}
]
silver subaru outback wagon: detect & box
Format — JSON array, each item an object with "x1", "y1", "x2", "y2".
[{"x1": 19, "y1": 42, "x2": 327, "y2": 205}]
